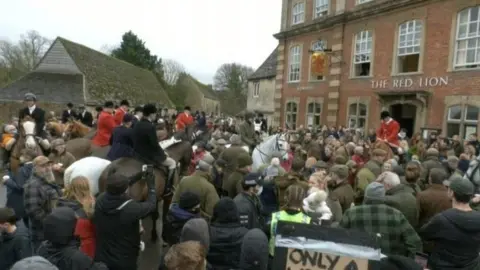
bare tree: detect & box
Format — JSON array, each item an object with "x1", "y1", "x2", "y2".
[
  {"x1": 213, "y1": 63, "x2": 254, "y2": 115},
  {"x1": 163, "y1": 59, "x2": 185, "y2": 85},
  {"x1": 0, "y1": 30, "x2": 51, "y2": 72},
  {"x1": 99, "y1": 44, "x2": 117, "y2": 55}
]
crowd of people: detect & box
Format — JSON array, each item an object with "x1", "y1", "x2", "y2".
[{"x1": 1, "y1": 93, "x2": 480, "y2": 269}]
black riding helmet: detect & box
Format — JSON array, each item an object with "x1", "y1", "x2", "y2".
[
  {"x1": 142, "y1": 103, "x2": 157, "y2": 116},
  {"x1": 380, "y1": 110, "x2": 390, "y2": 120}
]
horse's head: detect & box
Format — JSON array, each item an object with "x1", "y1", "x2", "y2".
[
  {"x1": 258, "y1": 133, "x2": 290, "y2": 161},
  {"x1": 20, "y1": 116, "x2": 37, "y2": 149}
]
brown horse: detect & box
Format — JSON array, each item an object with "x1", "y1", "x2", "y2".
[
  {"x1": 45, "y1": 121, "x2": 65, "y2": 138},
  {"x1": 10, "y1": 116, "x2": 44, "y2": 173},
  {"x1": 370, "y1": 140, "x2": 394, "y2": 161},
  {"x1": 64, "y1": 121, "x2": 106, "y2": 160},
  {"x1": 97, "y1": 141, "x2": 193, "y2": 242}
]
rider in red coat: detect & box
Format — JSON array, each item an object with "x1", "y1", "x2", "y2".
[
  {"x1": 114, "y1": 99, "x2": 129, "y2": 126},
  {"x1": 92, "y1": 101, "x2": 116, "y2": 147},
  {"x1": 175, "y1": 106, "x2": 194, "y2": 132},
  {"x1": 376, "y1": 110, "x2": 400, "y2": 148}
]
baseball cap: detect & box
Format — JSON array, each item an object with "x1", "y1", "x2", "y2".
[
  {"x1": 449, "y1": 177, "x2": 474, "y2": 196},
  {"x1": 33, "y1": 156, "x2": 52, "y2": 166}
]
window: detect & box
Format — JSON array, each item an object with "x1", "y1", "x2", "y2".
[
  {"x1": 446, "y1": 105, "x2": 479, "y2": 139},
  {"x1": 353, "y1": 31, "x2": 373, "y2": 77},
  {"x1": 314, "y1": 0, "x2": 329, "y2": 18},
  {"x1": 306, "y1": 102, "x2": 321, "y2": 128},
  {"x1": 357, "y1": 0, "x2": 373, "y2": 4},
  {"x1": 348, "y1": 103, "x2": 368, "y2": 129},
  {"x1": 292, "y1": 2, "x2": 305, "y2": 25},
  {"x1": 310, "y1": 40, "x2": 327, "y2": 81},
  {"x1": 288, "y1": 45, "x2": 301, "y2": 82},
  {"x1": 253, "y1": 82, "x2": 259, "y2": 97},
  {"x1": 285, "y1": 102, "x2": 298, "y2": 129},
  {"x1": 454, "y1": 6, "x2": 480, "y2": 69},
  {"x1": 397, "y1": 20, "x2": 422, "y2": 73}
]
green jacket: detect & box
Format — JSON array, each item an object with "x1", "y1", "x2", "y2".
[
  {"x1": 385, "y1": 184, "x2": 419, "y2": 229},
  {"x1": 239, "y1": 121, "x2": 256, "y2": 146},
  {"x1": 354, "y1": 160, "x2": 381, "y2": 203},
  {"x1": 223, "y1": 169, "x2": 248, "y2": 198},
  {"x1": 172, "y1": 171, "x2": 219, "y2": 217},
  {"x1": 340, "y1": 202, "x2": 422, "y2": 258}
]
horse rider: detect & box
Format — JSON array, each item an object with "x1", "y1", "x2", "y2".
[
  {"x1": 376, "y1": 110, "x2": 401, "y2": 154},
  {"x1": 239, "y1": 111, "x2": 258, "y2": 153},
  {"x1": 176, "y1": 106, "x2": 194, "y2": 133},
  {"x1": 92, "y1": 101, "x2": 116, "y2": 147},
  {"x1": 61, "y1": 102, "x2": 77, "y2": 124},
  {"x1": 132, "y1": 103, "x2": 176, "y2": 196},
  {"x1": 18, "y1": 93, "x2": 50, "y2": 149},
  {"x1": 114, "y1": 99, "x2": 130, "y2": 126},
  {"x1": 76, "y1": 105, "x2": 94, "y2": 127}
]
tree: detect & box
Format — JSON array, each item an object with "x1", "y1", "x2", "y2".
[
  {"x1": 163, "y1": 59, "x2": 185, "y2": 85},
  {"x1": 111, "y1": 31, "x2": 161, "y2": 71},
  {"x1": 0, "y1": 30, "x2": 51, "y2": 72},
  {"x1": 99, "y1": 44, "x2": 116, "y2": 55},
  {"x1": 213, "y1": 63, "x2": 254, "y2": 115}
]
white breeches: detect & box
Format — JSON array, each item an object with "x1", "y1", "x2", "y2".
[{"x1": 162, "y1": 157, "x2": 177, "y2": 170}]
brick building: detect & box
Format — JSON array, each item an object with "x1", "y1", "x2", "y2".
[{"x1": 274, "y1": 0, "x2": 480, "y2": 139}]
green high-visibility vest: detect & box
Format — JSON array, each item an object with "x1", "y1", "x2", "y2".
[{"x1": 269, "y1": 210, "x2": 310, "y2": 256}]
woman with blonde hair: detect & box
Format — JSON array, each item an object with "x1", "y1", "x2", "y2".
[
  {"x1": 305, "y1": 172, "x2": 342, "y2": 226},
  {"x1": 165, "y1": 241, "x2": 207, "y2": 270},
  {"x1": 57, "y1": 176, "x2": 96, "y2": 258}
]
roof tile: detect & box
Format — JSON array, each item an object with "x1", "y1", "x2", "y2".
[{"x1": 248, "y1": 47, "x2": 278, "y2": 80}]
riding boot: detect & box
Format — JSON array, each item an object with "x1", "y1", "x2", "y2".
[{"x1": 164, "y1": 168, "x2": 176, "y2": 197}]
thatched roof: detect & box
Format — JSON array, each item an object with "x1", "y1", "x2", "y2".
[{"x1": 57, "y1": 37, "x2": 174, "y2": 106}]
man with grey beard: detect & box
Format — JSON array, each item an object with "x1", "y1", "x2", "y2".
[{"x1": 23, "y1": 156, "x2": 62, "y2": 252}]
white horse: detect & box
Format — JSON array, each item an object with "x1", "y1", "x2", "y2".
[
  {"x1": 252, "y1": 133, "x2": 290, "y2": 172},
  {"x1": 21, "y1": 119, "x2": 38, "y2": 149},
  {"x1": 64, "y1": 157, "x2": 111, "y2": 196}
]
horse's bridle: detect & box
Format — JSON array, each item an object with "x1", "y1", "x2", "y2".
[{"x1": 254, "y1": 133, "x2": 290, "y2": 165}]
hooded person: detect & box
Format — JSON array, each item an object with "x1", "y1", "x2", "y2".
[
  {"x1": 239, "y1": 229, "x2": 269, "y2": 270},
  {"x1": 302, "y1": 188, "x2": 332, "y2": 226},
  {"x1": 93, "y1": 171, "x2": 156, "y2": 270},
  {"x1": 0, "y1": 207, "x2": 31, "y2": 270},
  {"x1": 163, "y1": 191, "x2": 201, "y2": 246},
  {"x1": 10, "y1": 256, "x2": 59, "y2": 270},
  {"x1": 37, "y1": 207, "x2": 107, "y2": 270},
  {"x1": 208, "y1": 197, "x2": 249, "y2": 270}
]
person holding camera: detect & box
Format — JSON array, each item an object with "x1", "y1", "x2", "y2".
[{"x1": 93, "y1": 167, "x2": 157, "y2": 270}]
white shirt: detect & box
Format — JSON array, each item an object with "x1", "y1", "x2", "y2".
[{"x1": 28, "y1": 105, "x2": 36, "y2": 115}]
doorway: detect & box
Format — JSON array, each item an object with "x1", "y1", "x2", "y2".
[{"x1": 390, "y1": 103, "x2": 416, "y2": 138}]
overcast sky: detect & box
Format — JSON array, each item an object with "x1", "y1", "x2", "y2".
[{"x1": 0, "y1": 0, "x2": 281, "y2": 84}]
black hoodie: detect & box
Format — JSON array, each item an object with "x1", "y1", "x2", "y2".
[
  {"x1": 420, "y1": 208, "x2": 480, "y2": 270},
  {"x1": 93, "y1": 191, "x2": 156, "y2": 270},
  {"x1": 207, "y1": 197, "x2": 248, "y2": 270},
  {"x1": 37, "y1": 207, "x2": 106, "y2": 270}
]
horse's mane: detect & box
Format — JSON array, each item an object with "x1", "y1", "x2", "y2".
[{"x1": 71, "y1": 120, "x2": 91, "y2": 131}]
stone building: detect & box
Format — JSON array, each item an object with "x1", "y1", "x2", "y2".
[
  {"x1": 247, "y1": 47, "x2": 278, "y2": 127},
  {"x1": 175, "y1": 74, "x2": 220, "y2": 115},
  {"x1": 275, "y1": 0, "x2": 480, "y2": 138},
  {"x1": 0, "y1": 37, "x2": 173, "y2": 122}
]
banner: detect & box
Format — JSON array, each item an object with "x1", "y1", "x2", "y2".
[
  {"x1": 272, "y1": 221, "x2": 381, "y2": 270},
  {"x1": 311, "y1": 52, "x2": 328, "y2": 76}
]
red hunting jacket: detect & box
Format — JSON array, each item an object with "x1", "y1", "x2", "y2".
[
  {"x1": 113, "y1": 108, "x2": 126, "y2": 126},
  {"x1": 376, "y1": 119, "x2": 400, "y2": 147},
  {"x1": 75, "y1": 218, "x2": 96, "y2": 258},
  {"x1": 176, "y1": 112, "x2": 194, "y2": 131},
  {"x1": 92, "y1": 111, "x2": 116, "y2": 146}
]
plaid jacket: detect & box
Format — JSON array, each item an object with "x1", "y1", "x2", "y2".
[
  {"x1": 23, "y1": 175, "x2": 62, "y2": 241},
  {"x1": 340, "y1": 201, "x2": 422, "y2": 258}
]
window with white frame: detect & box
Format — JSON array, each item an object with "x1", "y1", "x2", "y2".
[
  {"x1": 289, "y1": 45, "x2": 301, "y2": 82},
  {"x1": 314, "y1": 0, "x2": 329, "y2": 18},
  {"x1": 310, "y1": 40, "x2": 327, "y2": 81},
  {"x1": 292, "y1": 2, "x2": 305, "y2": 25},
  {"x1": 454, "y1": 6, "x2": 480, "y2": 69},
  {"x1": 285, "y1": 102, "x2": 298, "y2": 130},
  {"x1": 446, "y1": 104, "x2": 479, "y2": 139},
  {"x1": 357, "y1": 0, "x2": 373, "y2": 4},
  {"x1": 353, "y1": 31, "x2": 373, "y2": 77},
  {"x1": 348, "y1": 102, "x2": 368, "y2": 129},
  {"x1": 397, "y1": 20, "x2": 422, "y2": 73},
  {"x1": 306, "y1": 102, "x2": 321, "y2": 129},
  {"x1": 253, "y1": 82, "x2": 259, "y2": 97}
]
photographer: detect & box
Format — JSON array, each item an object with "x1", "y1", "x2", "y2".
[{"x1": 93, "y1": 166, "x2": 157, "y2": 270}]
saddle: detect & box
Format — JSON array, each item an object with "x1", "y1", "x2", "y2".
[{"x1": 159, "y1": 136, "x2": 182, "y2": 150}]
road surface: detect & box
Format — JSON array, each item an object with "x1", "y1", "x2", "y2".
[{"x1": 0, "y1": 182, "x2": 165, "y2": 269}]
